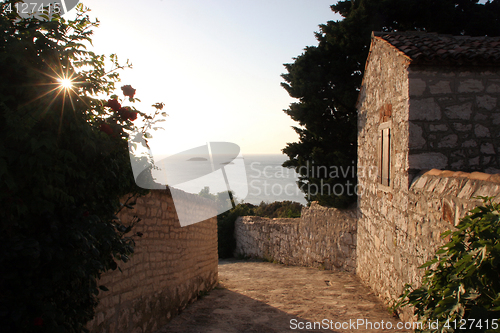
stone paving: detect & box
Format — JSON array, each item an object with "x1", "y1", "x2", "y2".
[{"x1": 155, "y1": 259, "x2": 413, "y2": 333}]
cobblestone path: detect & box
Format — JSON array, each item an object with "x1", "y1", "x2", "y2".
[{"x1": 155, "y1": 259, "x2": 413, "y2": 333}]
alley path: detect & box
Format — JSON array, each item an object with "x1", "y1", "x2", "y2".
[{"x1": 155, "y1": 259, "x2": 413, "y2": 333}]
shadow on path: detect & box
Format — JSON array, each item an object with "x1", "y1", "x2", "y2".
[{"x1": 155, "y1": 259, "x2": 412, "y2": 333}]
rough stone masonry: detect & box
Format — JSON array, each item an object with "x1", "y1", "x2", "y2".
[
  {"x1": 234, "y1": 202, "x2": 357, "y2": 272},
  {"x1": 357, "y1": 32, "x2": 500, "y2": 321}
]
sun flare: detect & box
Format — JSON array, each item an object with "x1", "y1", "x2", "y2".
[{"x1": 58, "y1": 77, "x2": 73, "y2": 89}]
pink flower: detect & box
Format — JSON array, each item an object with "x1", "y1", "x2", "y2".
[
  {"x1": 99, "y1": 123, "x2": 113, "y2": 136},
  {"x1": 127, "y1": 111, "x2": 138, "y2": 121},
  {"x1": 107, "y1": 99, "x2": 121, "y2": 112},
  {"x1": 121, "y1": 85, "x2": 136, "y2": 98},
  {"x1": 118, "y1": 107, "x2": 138, "y2": 121}
]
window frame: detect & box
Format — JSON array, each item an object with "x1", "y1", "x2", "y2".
[{"x1": 377, "y1": 121, "x2": 391, "y2": 188}]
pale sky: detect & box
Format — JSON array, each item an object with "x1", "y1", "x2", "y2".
[{"x1": 79, "y1": 0, "x2": 341, "y2": 156}]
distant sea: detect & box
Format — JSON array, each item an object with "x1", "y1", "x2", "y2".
[
  {"x1": 242, "y1": 154, "x2": 306, "y2": 205},
  {"x1": 151, "y1": 153, "x2": 306, "y2": 205}
]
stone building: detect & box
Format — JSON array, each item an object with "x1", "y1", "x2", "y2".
[{"x1": 356, "y1": 32, "x2": 500, "y2": 318}]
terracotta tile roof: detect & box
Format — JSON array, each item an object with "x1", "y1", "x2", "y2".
[{"x1": 374, "y1": 31, "x2": 500, "y2": 66}]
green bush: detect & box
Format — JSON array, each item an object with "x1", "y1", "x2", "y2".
[
  {"x1": 217, "y1": 203, "x2": 255, "y2": 258},
  {"x1": 396, "y1": 197, "x2": 500, "y2": 333},
  {"x1": 0, "y1": 4, "x2": 164, "y2": 332},
  {"x1": 253, "y1": 200, "x2": 303, "y2": 218}
]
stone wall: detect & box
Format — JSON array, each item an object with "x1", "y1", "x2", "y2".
[
  {"x1": 86, "y1": 188, "x2": 218, "y2": 333},
  {"x1": 407, "y1": 169, "x2": 500, "y2": 288},
  {"x1": 361, "y1": 170, "x2": 500, "y2": 321},
  {"x1": 357, "y1": 34, "x2": 413, "y2": 307},
  {"x1": 234, "y1": 202, "x2": 357, "y2": 272},
  {"x1": 408, "y1": 67, "x2": 500, "y2": 174},
  {"x1": 357, "y1": 34, "x2": 500, "y2": 322}
]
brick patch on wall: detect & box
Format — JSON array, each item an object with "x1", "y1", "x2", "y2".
[{"x1": 87, "y1": 188, "x2": 218, "y2": 333}]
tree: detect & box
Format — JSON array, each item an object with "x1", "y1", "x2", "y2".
[
  {"x1": 0, "y1": 3, "x2": 164, "y2": 332},
  {"x1": 281, "y1": 0, "x2": 500, "y2": 208},
  {"x1": 395, "y1": 197, "x2": 500, "y2": 333}
]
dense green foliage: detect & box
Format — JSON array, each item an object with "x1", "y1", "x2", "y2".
[
  {"x1": 396, "y1": 197, "x2": 500, "y2": 333},
  {"x1": 0, "y1": 4, "x2": 163, "y2": 332},
  {"x1": 217, "y1": 203, "x2": 254, "y2": 259},
  {"x1": 281, "y1": 0, "x2": 500, "y2": 208},
  {"x1": 251, "y1": 200, "x2": 303, "y2": 219},
  {"x1": 215, "y1": 198, "x2": 303, "y2": 258}
]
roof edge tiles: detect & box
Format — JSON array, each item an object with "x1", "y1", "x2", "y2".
[
  {"x1": 373, "y1": 31, "x2": 500, "y2": 66},
  {"x1": 421, "y1": 169, "x2": 500, "y2": 183}
]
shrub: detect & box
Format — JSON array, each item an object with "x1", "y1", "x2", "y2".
[
  {"x1": 396, "y1": 197, "x2": 500, "y2": 333},
  {"x1": 0, "y1": 4, "x2": 164, "y2": 332},
  {"x1": 253, "y1": 200, "x2": 303, "y2": 218}
]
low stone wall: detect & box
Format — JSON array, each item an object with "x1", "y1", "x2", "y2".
[
  {"x1": 407, "y1": 170, "x2": 500, "y2": 284},
  {"x1": 234, "y1": 202, "x2": 357, "y2": 272},
  {"x1": 86, "y1": 188, "x2": 218, "y2": 333},
  {"x1": 357, "y1": 169, "x2": 500, "y2": 321}
]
